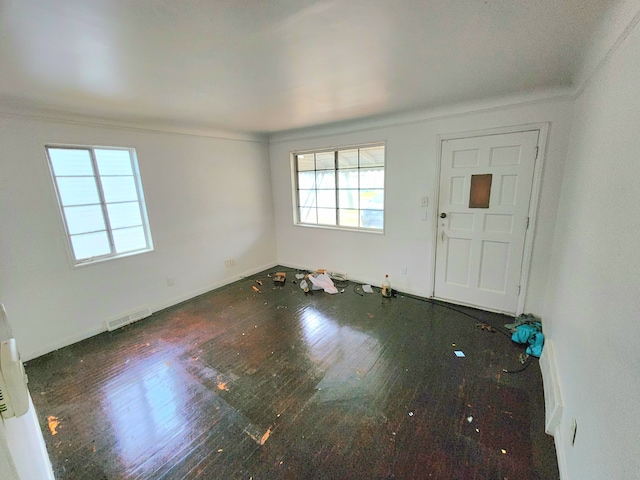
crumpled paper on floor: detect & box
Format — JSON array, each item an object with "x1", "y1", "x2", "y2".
[{"x1": 308, "y1": 273, "x2": 338, "y2": 294}]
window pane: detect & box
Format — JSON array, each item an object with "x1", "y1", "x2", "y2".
[
  {"x1": 339, "y1": 209, "x2": 359, "y2": 227},
  {"x1": 316, "y1": 170, "x2": 335, "y2": 189},
  {"x1": 315, "y1": 152, "x2": 334, "y2": 170},
  {"x1": 338, "y1": 149, "x2": 358, "y2": 169},
  {"x1": 70, "y1": 231, "x2": 111, "y2": 259},
  {"x1": 64, "y1": 205, "x2": 106, "y2": 235},
  {"x1": 360, "y1": 146, "x2": 385, "y2": 167},
  {"x1": 293, "y1": 144, "x2": 384, "y2": 232},
  {"x1": 107, "y1": 202, "x2": 142, "y2": 229},
  {"x1": 48, "y1": 148, "x2": 94, "y2": 176},
  {"x1": 296, "y1": 154, "x2": 315, "y2": 171},
  {"x1": 338, "y1": 169, "x2": 358, "y2": 188},
  {"x1": 469, "y1": 174, "x2": 492, "y2": 208},
  {"x1": 56, "y1": 177, "x2": 100, "y2": 206},
  {"x1": 101, "y1": 176, "x2": 138, "y2": 203},
  {"x1": 360, "y1": 189, "x2": 384, "y2": 209},
  {"x1": 298, "y1": 171, "x2": 315, "y2": 189},
  {"x1": 298, "y1": 190, "x2": 316, "y2": 208},
  {"x1": 360, "y1": 168, "x2": 384, "y2": 188},
  {"x1": 317, "y1": 208, "x2": 336, "y2": 225},
  {"x1": 338, "y1": 189, "x2": 359, "y2": 209},
  {"x1": 317, "y1": 189, "x2": 336, "y2": 208},
  {"x1": 113, "y1": 226, "x2": 147, "y2": 253},
  {"x1": 95, "y1": 149, "x2": 133, "y2": 176},
  {"x1": 360, "y1": 210, "x2": 384, "y2": 229},
  {"x1": 299, "y1": 207, "x2": 317, "y2": 224}
]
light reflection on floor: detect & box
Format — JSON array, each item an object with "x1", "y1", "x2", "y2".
[
  {"x1": 102, "y1": 354, "x2": 188, "y2": 467},
  {"x1": 299, "y1": 305, "x2": 385, "y2": 402}
]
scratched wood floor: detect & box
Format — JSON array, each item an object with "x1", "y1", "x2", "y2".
[{"x1": 25, "y1": 268, "x2": 559, "y2": 479}]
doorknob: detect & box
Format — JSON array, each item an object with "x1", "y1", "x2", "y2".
[{"x1": 439, "y1": 212, "x2": 447, "y2": 218}]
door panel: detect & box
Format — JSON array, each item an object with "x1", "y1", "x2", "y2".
[{"x1": 434, "y1": 130, "x2": 539, "y2": 314}]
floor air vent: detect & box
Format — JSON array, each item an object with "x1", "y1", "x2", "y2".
[{"x1": 106, "y1": 308, "x2": 152, "y2": 331}]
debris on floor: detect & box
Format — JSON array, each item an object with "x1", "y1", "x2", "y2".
[
  {"x1": 255, "y1": 280, "x2": 263, "y2": 286},
  {"x1": 47, "y1": 416, "x2": 60, "y2": 436},
  {"x1": 505, "y1": 313, "x2": 539, "y2": 333},
  {"x1": 308, "y1": 273, "x2": 338, "y2": 294},
  {"x1": 273, "y1": 272, "x2": 286, "y2": 285},
  {"x1": 511, "y1": 322, "x2": 544, "y2": 357},
  {"x1": 476, "y1": 323, "x2": 496, "y2": 333},
  {"x1": 362, "y1": 285, "x2": 374, "y2": 293},
  {"x1": 454, "y1": 350, "x2": 466, "y2": 358},
  {"x1": 245, "y1": 424, "x2": 272, "y2": 446},
  {"x1": 259, "y1": 428, "x2": 272, "y2": 445},
  {"x1": 217, "y1": 381, "x2": 229, "y2": 391},
  {"x1": 252, "y1": 286, "x2": 261, "y2": 294}
]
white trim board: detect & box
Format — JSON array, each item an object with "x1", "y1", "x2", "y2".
[{"x1": 21, "y1": 261, "x2": 278, "y2": 361}]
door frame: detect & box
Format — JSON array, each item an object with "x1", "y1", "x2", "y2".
[{"x1": 431, "y1": 122, "x2": 549, "y2": 315}]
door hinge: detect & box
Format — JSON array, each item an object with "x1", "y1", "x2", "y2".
[
  {"x1": 526, "y1": 217, "x2": 530, "y2": 229},
  {"x1": 535, "y1": 146, "x2": 539, "y2": 159},
  {"x1": 518, "y1": 285, "x2": 521, "y2": 295}
]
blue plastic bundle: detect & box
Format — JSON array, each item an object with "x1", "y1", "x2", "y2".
[{"x1": 511, "y1": 322, "x2": 544, "y2": 358}]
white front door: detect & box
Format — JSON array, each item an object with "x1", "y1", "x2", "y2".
[{"x1": 434, "y1": 129, "x2": 539, "y2": 314}]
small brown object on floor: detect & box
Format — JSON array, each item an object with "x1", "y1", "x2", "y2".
[
  {"x1": 476, "y1": 323, "x2": 496, "y2": 333},
  {"x1": 274, "y1": 272, "x2": 286, "y2": 285}
]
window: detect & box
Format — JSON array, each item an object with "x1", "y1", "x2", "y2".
[
  {"x1": 294, "y1": 143, "x2": 385, "y2": 231},
  {"x1": 45, "y1": 145, "x2": 153, "y2": 265}
]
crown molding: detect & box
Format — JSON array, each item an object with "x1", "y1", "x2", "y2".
[
  {"x1": 0, "y1": 105, "x2": 268, "y2": 144},
  {"x1": 268, "y1": 87, "x2": 574, "y2": 144}
]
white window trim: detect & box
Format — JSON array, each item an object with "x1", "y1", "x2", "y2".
[
  {"x1": 45, "y1": 144, "x2": 154, "y2": 267},
  {"x1": 292, "y1": 142, "x2": 386, "y2": 233}
]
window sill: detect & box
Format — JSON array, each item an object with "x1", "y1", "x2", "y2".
[
  {"x1": 72, "y1": 248, "x2": 155, "y2": 268},
  {"x1": 295, "y1": 223, "x2": 385, "y2": 235}
]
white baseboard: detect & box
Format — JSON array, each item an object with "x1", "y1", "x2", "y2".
[
  {"x1": 539, "y1": 339, "x2": 568, "y2": 480},
  {"x1": 553, "y1": 425, "x2": 569, "y2": 480},
  {"x1": 278, "y1": 261, "x2": 433, "y2": 298},
  {"x1": 23, "y1": 324, "x2": 107, "y2": 362},
  {"x1": 540, "y1": 340, "x2": 564, "y2": 434},
  {"x1": 22, "y1": 261, "x2": 279, "y2": 361},
  {"x1": 151, "y1": 261, "x2": 278, "y2": 313}
]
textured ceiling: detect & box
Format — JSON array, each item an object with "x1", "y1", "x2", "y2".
[{"x1": 0, "y1": 0, "x2": 614, "y2": 134}]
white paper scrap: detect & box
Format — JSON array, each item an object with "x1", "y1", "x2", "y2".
[
  {"x1": 362, "y1": 284, "x2": 374, "y2": 293},
  {"x1": 454, "y1": 350, "x2": 466, "y2": 358}
]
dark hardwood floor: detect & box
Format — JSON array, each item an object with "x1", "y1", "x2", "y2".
[{"x1": 25, "y1": 268, "x2": 559, "y2": 479}]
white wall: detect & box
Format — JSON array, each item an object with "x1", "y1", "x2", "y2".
[
  {"x1": 542, "y1": 5, "x2": 640, "y2": 479},
  {"x1": 0, "y1": 115, "x2": 276, "y2": 360},
  {"x1": 0, "y1": 420, "x2": 19, "y2": 480},
  {"x1": 4, "y1": 396, "x2": 55, "y2": 480},
  {"x1": 269, "y1": 98, "x2": 574, "y2": 314}
]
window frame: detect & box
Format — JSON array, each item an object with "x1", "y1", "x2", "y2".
[
  {"x1": 292, "y1": 142, "x2": 386, "y2": 233},
  {"x1": 45, "y1": 144, "x2": 154, "y2": 266}
]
